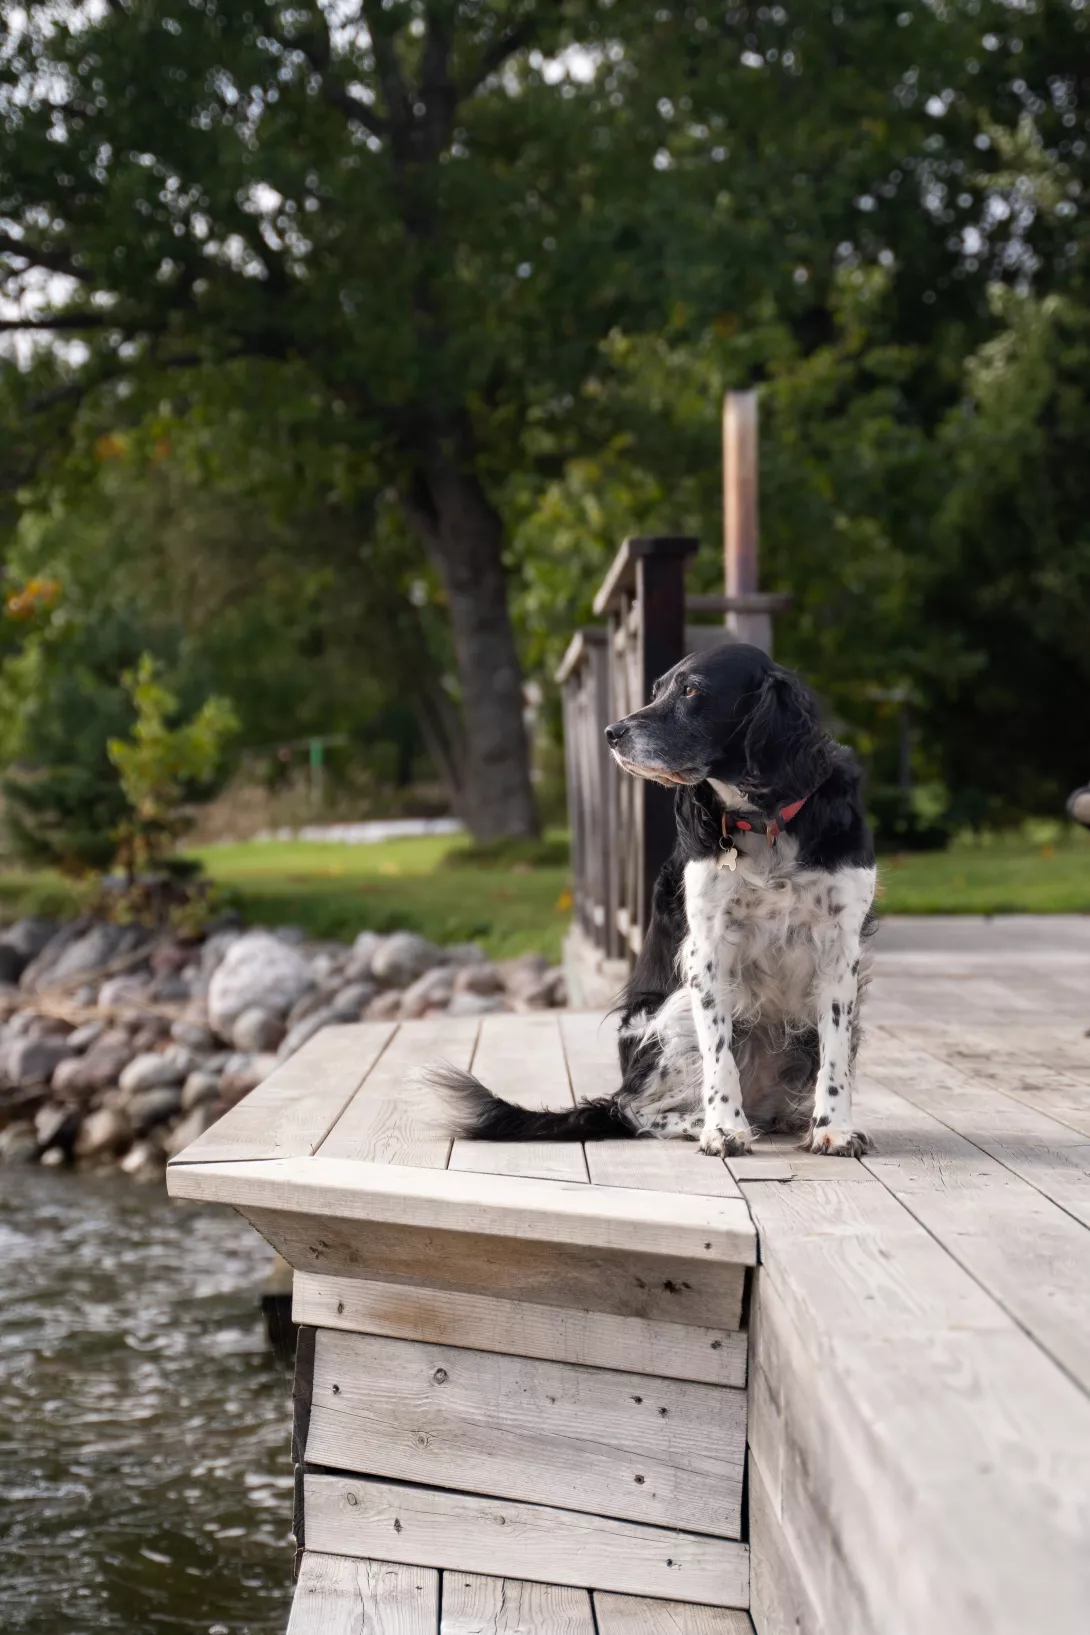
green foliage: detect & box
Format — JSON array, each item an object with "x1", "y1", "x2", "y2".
[{"x1": 107, "y1": 655, "x2": 239, "y2": 873}]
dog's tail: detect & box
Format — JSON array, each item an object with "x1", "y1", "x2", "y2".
[{"x1": 424, "y1": 1063, "x2": 637, "y2": 1142}]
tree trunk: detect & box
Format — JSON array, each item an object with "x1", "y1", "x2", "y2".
[{"x1": 403, "y1": 450, "x2": 539, "y2": 841}]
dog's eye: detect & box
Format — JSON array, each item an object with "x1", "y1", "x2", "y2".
[{"x1": 683, "y1": 685, "x2": 698, "y2": 698}]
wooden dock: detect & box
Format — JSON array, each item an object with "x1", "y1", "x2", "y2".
[{"x1": 167, "y1": 919, "x2": 1090, "y2": 1635}]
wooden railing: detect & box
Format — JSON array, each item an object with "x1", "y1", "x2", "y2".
[{"x1": 558, "y1": 534, "x2": 789, "y2": 972}]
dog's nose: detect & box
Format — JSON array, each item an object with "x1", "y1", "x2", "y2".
[{"x1": 604, "y1": 720, "x2": 628, "y2": 747}]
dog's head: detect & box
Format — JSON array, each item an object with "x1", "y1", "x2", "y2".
[{"x1": 605, "y1": 643, "x2": 831, "y2": 809}]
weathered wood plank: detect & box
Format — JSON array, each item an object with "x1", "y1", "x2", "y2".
[
  {"x1": 287, "y1": 1553, "x2": 439, "y2": 1635},
  {"x1": 559, "y1": 1010, "x2": 622, "y2": 1102},
  {"x1": 318, "y1": 1018, "x2": 479, "y2": 1166},
  {"x1": 243, "y1": 1208, "x2": 748, "y2": 1327},
  {"x1": 169, "y1": 1022, "x2": 396, "y2": 1163},
  {"x1": 166, "y1": 1155, "x2": 758, "y2": 1265},
  {"x1": 441, "y1": 1572, "x2": 593, "y2": 1635},
  {"x1": 746, "y1": 1424, "x2": 826, "y2": 1635},
  {"x1": 586, "y1": 1141, "x2": 742, "y2": 1198},
  {"x1": 304, "y1": 1475, "x2": 750, "y2": 1607},
  {"x1": 292, "y1": 1272, "x2": 748, "y2": 1387},
  {"x1": 306, "y1": 1329, "x2": 746, "y2": 1536},
  {"x1": 742, "y1": 1175, "x2": 1090, "y2": 1635},
  {"x1": 594, "y1": 1593, "x2": 754, "y2": 1635},
  {"x1": 450, "y1": 1011, "x2": 587, "y2": 1181}
]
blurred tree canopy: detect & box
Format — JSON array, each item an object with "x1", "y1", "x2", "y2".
[{"x1": 0, "y1": 1, "x2": 1088, "y2": 835}]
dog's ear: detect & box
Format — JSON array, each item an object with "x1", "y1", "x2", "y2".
[{"x1": 743, "y1": 669, "x2": 830, "y2": 801}]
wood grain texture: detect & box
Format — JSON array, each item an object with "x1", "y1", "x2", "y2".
[
  {"x1": 166, "y1": 1155, "x2": 758, "y2": 1265},
  {"x1": 287, "y1": 1553, "x2": 438, "y2": 1635},
  {"x1": 745, "y1": 1449, "x2": 824, "y2": 1635},
  {"x1": 306, "y1": 1329, "x2": 746, "y2": 1536},
  {"x1": 292, "y1": 1272, "x2": 748, "y2": 1387},
  {"x1": 239, "y1": 1207, "x2": 748, "y2": 1327},
  {"x1": 318, "y1": 1017, "x2": 479, "y2": 1166},
  {"x1": 559, "y1": 1010, "x2": 622, "y2": 1102},
  {"x1": 441, "y1": 1573, "x2": 593, "y2": 1635},
  {"x1": 594, "y1": 1593, "x2": 754, "y2": 1635},
  {"x1": 304, "y1": 1474, "x2": 750, "y2": 1607},
  {"x1": 169, "y1": 1023, "x2": 396, "y2": 1163},
  {"x1": 744, "y1": 1176, "x2": 1090, "y2": 1635},
  {"x1": 450, "y1": 1011, "x2": 586, "y2": 1181},
  {"x1": 586, "y1": 1142, "x2": 742, "y2": 1198}
]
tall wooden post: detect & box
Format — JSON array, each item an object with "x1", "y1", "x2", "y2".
[{"x1": 723, "y1": 390, "x2": 772, "y2": 653}]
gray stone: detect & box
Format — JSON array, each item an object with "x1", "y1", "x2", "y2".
[
  {"x1": 118, "y1": 1048, "x2": 194, "y2": 1097},
  {"x1": 19, "y1": 918, "x2": 93, "y2": 991},
  {"x1": 220, "y1": 1052, "x2": 277, "y2": 1097},
  {"x1": 128, "y1": 1085, "x2": 183, "y2": 1132},
  {"x1": 58, "y1": 1040, "x2": 133, "y2": 1096},
  {"x1": 231, "y1": 1006, "x2": 285, "y2": 1054},
  {"x1": 0, "y1": 916, "x2": 57, "y2": 966},
  {"x1": 181, "y1": 1071, "x2": 221, "y2": 1112},
  {"x1": 34, "y1": 1103, "x2": 79, "y2": 1149},
  {"x1": 453, "y1": 962, "x2": 504, "y2": 997},
  {"x1": 0, "y1": 946, "x2": 24, "y2": 985},
  {"x1": 39, "y1": 1145, "x2": 67, "y2": 1167},
  {"x1": 277, "y1": 1009, "x2": 336, "y2": 1062},
  {"x1": 274, "y1": 924, "x2": 307, "y2": 946},
  {"x1": 165, "y1": 1103, "x2": 217, "y2": 1157},
  {"x1": 24, "y1": 922, "x2": 150, "y2": 994},
  {"x1": 207, "y1": 931, "x2": 313, "y2": 1036},
  {"x1": 498, "y1": 952, "x2": 551, "y2": 995},
  {"x1": 120, "y1": 1139, "x2": 164, "y2": 1179},
  {"x1": 309, "y1": 950, "x2": 349, "y2": 983},
  {"x1": 149, "y1": 974, "x2": 192, "y2": 1004},
  {"x1": 200, "y1": 929, "x2": 242, "y2": 978},
  {"x1": 363, "y1": 990, "x2": 402, "y2": 1020},
  {"x1": 399, "y1": 966, "x2": 454, "y2": 1018},
  {"x1": 75, "y1": 1106, "x2": 130, "y2": 1158},
  {"x1": 444, "y1": 942, "x2": 489, "y2": 967},
  {"x1": 0, "y1": 1120, "x2": 39, "y2": 1162},
  {"x1": 171, "y1": 1019, "x2": 216, "y2": 1052},
  {"x1": 328, "y1": 981, "x2": 377, "y2": 1021},
  {"x1": 8, "y1": 1036, "x2": 72, "y2": 1088},
  {"x1": 67, "y1": 1020, "x2": 106, "y2": 1053},
  {"x1": 98, "y1": 974, "x2": 151, "y2": 1009},
  {"x1": 371, "y1": 932, "x2": 443, "y2": 989},
  {"x1": 350, "y1": 930, "x2": 386, "y2": 971},
  {"x1": 447, "y1": 991, "x2": 507, "y2": 1016}
]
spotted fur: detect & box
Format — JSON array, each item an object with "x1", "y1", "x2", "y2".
[{"x1": 439, "y1": 644, "x2": 876, "y2": 1157}]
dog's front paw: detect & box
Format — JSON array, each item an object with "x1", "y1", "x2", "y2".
[
  {"x1": 699, "y1": 1126, "x2": 754, "y2": 1158},
  {"x1": 807, "y1": 1122, "x2": 872, "y2": 1157}
]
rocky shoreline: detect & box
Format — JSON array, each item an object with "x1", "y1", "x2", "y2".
[{"x1": 0, "y1": 916, "x2": 566, "y2": 1181}]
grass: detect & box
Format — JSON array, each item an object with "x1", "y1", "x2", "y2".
[{"x1": 0, "y1": 825, "x2": 1085, "y2": 960}]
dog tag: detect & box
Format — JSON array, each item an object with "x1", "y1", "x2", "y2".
[{"x1": 718, "y1": 844, "x2": 738, "y2": 871}]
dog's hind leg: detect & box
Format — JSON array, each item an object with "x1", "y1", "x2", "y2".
[{"x1": 806, "y1": 866, "x2": 876, "y2": 1156}]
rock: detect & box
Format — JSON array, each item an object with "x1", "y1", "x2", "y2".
[
  {"x1": 444, "y1": 942, "x2": 489, "y2": 967},
  {"x1": 453, "y1": 963, "x2": 504, "y2": 997},
  {"x1": 219, "y1": 1052, "x2": 277, "y2": 1098},
  {"x1": 207, "y1": 931, "x2": 313, "y2": 1037},
  {"x1": 309, "y1": 950, "x2": 348, "y2": 984},
  {"x1": 274, "y1": 924, "x2": 307, "y2": 945},
  {"x1": 164, "y1": 1103, "x2": 217, "y2": 1157},
  {"x1": 149, "y1": 974, "x2": 192, "y2": 1004},
  {"x1": 509, "y1": 969, "x2": 567, "y2": 1010},
  {"x1": 363, "y1": 990, "x2": 402, "y2": 1020},
  {"x1": 371, "y1": 932, "x2": 443, "y2": 989},
  {"x1": 19, "y1": 918, "x2": 92, "y2": 991},
  {"x1": 118, "y1": 1047, "x2": 195, "y2": 1097},
  {"x1": 67, "y1": 1020, "x2": 106, "y2": 1053},
  {"x1": 40, "y1": 1145, "x2": 68, "y2": 1167},
  {"x1": 231, "y1": 1006, "x2": 285, "y2": 1054},
  {"x1": 181, "y1": 1071, "x2": 220, "y2": 1111},
  {"x1": 200, "y1": 929, "x2": 242, "y2": 979},
  {"x1": 0, "y1": 1120, "x2": 39, "y2": 1162},
  {"x1": 62, "y1": 1039, "x2": 134, "y2": 1096},
  {"x1": 399, "y1": 966, "x2": 454, "y2": 1019},
  {"x1": 0, "y1": 915, "x2": 57, "y2": 968},
  {"x1": 34, "y1": 1103, "x2": 79, "y2": 1150},
  {"x1": 0, "y1": 946, "x2": 25, "y2": 985},
  {"x1": 447, "y1": 991, "x2": 507, "y2": 1016},
  {"x1": 328, "y1": 980, "x2": 377, "y2": 1021},
  {"x1": 171, "y1": 1018, "x2": 216, "y2": 1052},
  {"x1": 23, "y1": 921, "x2": 150, "y2": 994},
  {"x1": 8, "y1": 1036, "x2": 72, "y2": 1088},
  {"x1": 349, "y1": 930, "x2": 386, "y2": 970},
  {"x1": 286, "y1": 985, "x2": 334, "y2": 1027},
  {"x1": 277, "y1": 1010, "x2": 336, "y2": 1062},
  {"x1": 75, "y1": 1106, "x2": 130, "y2": 1159},
  {"x1": 149, "y1": 941, "x2": 190, "y2": 977},
  {"x1": 498, "y1": 953, "x2": 550, "y2": 995},
  {"x1": 128, "y1": 1085, "x2": 183, "y2": 1132},
  {"x1": 98, "y1": 974, "x2": 151, "y2": 1009},
  {"x1": 129, "y1": 1016, "x2": 173, "y2": 1052},
  {"x1": 120, "y1": 1139, "x2": 163, "y2": 1180}
]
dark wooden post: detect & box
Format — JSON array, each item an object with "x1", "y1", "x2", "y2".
[
  {"x1": 723, "y1": 390, "x2": 772, "y2": 652},
  {"x1": 593, "y1": 536, "x2": 698, "y2": 950}
]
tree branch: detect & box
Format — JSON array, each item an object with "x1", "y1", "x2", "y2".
[
  {"x1": 269, "y1": 9, "x2": 388, "y2": 140},
  {"x1": 0, "y1": 313, "x2": 115, "y2": 332},
  {"x1": 361, "y1": 0, "x2": 414, "y2": 139},
  {"x1": 0, "y1": 234, "x2": 95, "y2": 285}
]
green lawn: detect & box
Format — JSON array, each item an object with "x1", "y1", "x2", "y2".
[{"x1": 0, "y1": 827, "x2": 1086, "y2": 960}]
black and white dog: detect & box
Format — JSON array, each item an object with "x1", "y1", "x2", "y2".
[{"x1": 444, "y1": 643, "x2": 876, "y2": 1157}]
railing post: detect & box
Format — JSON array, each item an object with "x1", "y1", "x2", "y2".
[{"x1": 723, "y1": 390, "x2": 773, "y2": 652}]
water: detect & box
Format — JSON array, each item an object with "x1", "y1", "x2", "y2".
[{"x1": 0, "y1": 1167, "x2": 294, "y2": 1635}]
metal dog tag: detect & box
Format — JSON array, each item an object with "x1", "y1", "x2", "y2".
[{"x1": 718, "y1": 844, "x2": 738, "y2": 871}]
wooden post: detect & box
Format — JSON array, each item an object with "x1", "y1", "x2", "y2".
[{"x1": 723, "y1": 390, "x2": 772, "y2": 653}]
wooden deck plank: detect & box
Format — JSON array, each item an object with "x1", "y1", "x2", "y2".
[
  {"x1": 287, "y1": 1552, "x2": 439, "y2": 1635},
  {"x1": 451, "y1": 1012, "x2": 587, "y2": 1182},
  {"x1": 586, "y1": 1141, "x2": 743, "y2": 1198},
  {"x1": 166, "y1": 1155, "x2": 757, "y2": 1265},
  {"x1": 306, "y1": 1329, "x2": 746, "y2": 1537},
  {"x1": 593, "y1": 1592, "x2": 753, "y2": 1635},
  {"x1": 852, "y1": 1074, "x2": 1090, "y2": 1393},
  {"x1": 890, "y1": 1024, "x2": 1090, "y2": 1139},
  {"x1": 442, "y1": 1574, "x2": 594, "y2": 1635},
  {"x1": 304, "y1": 1474, "x2": 750, "y2": 1607},
  {"x1": 559, "y1": 1010, "x2": 622, "y2": 1101},
  {"x1": 169, "y1": 1022, "x2": 397, "y2": 1163},
  {"x1": 317, "y1": 1018, "x2": 479, "y2": 1166},
  {"x1": 743, "y1": 1174, "x2": 1090, "y2": 1635},
  {"x1": 292, "y1": 1272, "x2": 748, "y2": 1387}
]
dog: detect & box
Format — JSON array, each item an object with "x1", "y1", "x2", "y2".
[{"x1": 439, "y1": 642, "x2": 876, "y2": 1157}]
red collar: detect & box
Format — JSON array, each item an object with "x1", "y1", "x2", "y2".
[{"x1": 721, "y1": 793, "x2": 809, "y2": 848}]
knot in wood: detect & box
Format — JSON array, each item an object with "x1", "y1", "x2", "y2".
[{"x1": 432, "y1": 1367, "x2": 448, "y2": 1384}]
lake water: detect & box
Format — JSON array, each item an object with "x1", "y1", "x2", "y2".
[{"x1": 0, "y1": 1166, "x2": 294, "y2": 1635}]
